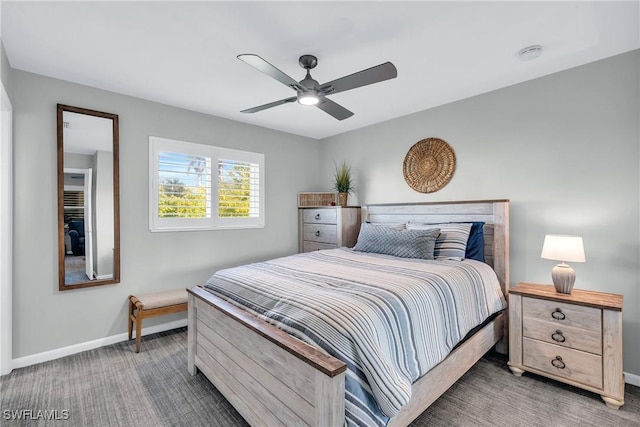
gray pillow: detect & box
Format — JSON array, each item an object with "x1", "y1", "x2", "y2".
[
  {"x1": 365, "y1": 221, "x2": 406, "y2": 230},
  {"x1": 353, "y1": 223, "x2": 440, "y2": 259}
]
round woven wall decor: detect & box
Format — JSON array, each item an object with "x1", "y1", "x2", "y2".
[{"x1": 403, "y1": 137, "x2": 456, "y2": 193}]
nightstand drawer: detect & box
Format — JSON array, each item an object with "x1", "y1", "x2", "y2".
[
  {"x1": 303, "y1": 224, "x2": 338, "y2": 244},
  {"x1": 523, "y1": 338, "x2": 602, "y2": 389},
  {"x1": 523, "y1": 297, "x2": 601, "y2": 331},
  {"x1": 302, "y1": 241, "x2": 337, "y2": 252},
  {"x1": 302, "y1": 209, "x2": 337, "y2": 224},
  {"x1": 523, "y1": 317, "x2": 602, "y2": 354}
]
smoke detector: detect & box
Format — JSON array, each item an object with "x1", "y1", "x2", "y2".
[{"x1": 518, "y1": 45, "x2": 543, "y2": 61}]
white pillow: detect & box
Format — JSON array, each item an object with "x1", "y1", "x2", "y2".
[{"x1": 406, "y1": 222, "x2": 472, "y2": 260}]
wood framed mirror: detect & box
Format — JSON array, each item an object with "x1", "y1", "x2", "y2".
[{"x1": 57, "y1": 104, "x2": 120, "y2": 290}]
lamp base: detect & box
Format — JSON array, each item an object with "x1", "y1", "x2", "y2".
[{"x1": 551, "y1": 263, "x2": 576, "y2": 294}]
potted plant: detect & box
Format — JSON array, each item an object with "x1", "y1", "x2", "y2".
[{"x1": 333, "y1": 161, "x2": 353, "y2": 207}]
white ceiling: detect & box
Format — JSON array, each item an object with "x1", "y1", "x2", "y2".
[{"x1": 2, "y1": 1, "x2": 639, "y2": 140}]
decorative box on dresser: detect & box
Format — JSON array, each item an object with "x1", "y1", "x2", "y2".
[
  {"x1": 298, "y1": 206, "x2": 361, "y2": 253},
  {"x1": 508, "y1": 282, "x2": 624, "y2": 409}
]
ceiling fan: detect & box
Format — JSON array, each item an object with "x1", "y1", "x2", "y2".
[{"x1": 237, "y1": 54, "x2": 397, "y2": 120}]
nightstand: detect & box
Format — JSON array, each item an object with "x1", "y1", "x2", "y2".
[
  {"x1": 298, "y1": 206, "x2": 361, "y2": 253},
  {"x1": 508, "y1": 282, "x2": 624, "y2": 409}
]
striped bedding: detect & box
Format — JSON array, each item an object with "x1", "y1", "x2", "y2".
[{"x1": 203, "y1": 248, "x2": 507, "y2": 426}]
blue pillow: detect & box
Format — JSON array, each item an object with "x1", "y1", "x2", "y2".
[{"x1": 464, "y1": 222, "x2": 485, "y2": 262}]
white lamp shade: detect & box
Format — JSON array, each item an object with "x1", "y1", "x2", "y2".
[{"x1": 541, "y1": 235, "x2": 585, "y2": 263}]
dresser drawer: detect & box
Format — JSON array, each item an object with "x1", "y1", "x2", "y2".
[
  {"x1": 303, "y1": 224, "x2": 338, "y2": 244},
  {"x1": 523, "y1": 297, "x2": 601, "y2": 331},
  {"x1": 523, "y1": 317, "x2": 602, "y2": 354},
  {"x1": 302, "y1": 241, "x2": 337, "y2": 252},
  {"x1": 302, "y1": 209, "x2": 337, "y2": 225},
  {"x1": 523, "y1": 338, "x2": 602, "y2": 389}
]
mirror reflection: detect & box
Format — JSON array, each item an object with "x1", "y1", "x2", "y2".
[{"x1": 58, "y1": 105, "x2": 119, "y2": 290}]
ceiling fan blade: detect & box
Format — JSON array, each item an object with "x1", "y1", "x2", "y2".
[
  {"x1": 320, "y1": 62, "x2": 397, "y2": 95},
  {"x1": 241, "y1": 96, "x2": 297, "y2": 113},
  {"x1": 316, "y1": 98, "x2": 354, "y2": 121},
  {"x1": 238, "y1": 54, "x2": 304, "y2": 91}
]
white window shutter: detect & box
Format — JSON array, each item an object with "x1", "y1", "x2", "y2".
[{"x1": 149, "y1": 137, "x2": 264, "y2": 231}]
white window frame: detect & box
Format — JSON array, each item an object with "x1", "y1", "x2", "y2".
[{"x1": 149, "y1": 136, "x2": 265, "y2": 232}]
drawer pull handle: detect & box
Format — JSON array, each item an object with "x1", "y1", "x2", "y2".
[
  {"x1": 551, "y1": 308, "x2": 566, "y2": 320},
  {"x1": 551, "y1": 356, "x2": 566, "y2": 369},
  {"x1": 315, "y1": 230, "x2": 321, "y2": 237},
  {"x1": 315, "y1": 213, "x2": 321, "y2": 220},
  {"x1": 551, "y1": 330, "x2": 566, "y2": 343}
]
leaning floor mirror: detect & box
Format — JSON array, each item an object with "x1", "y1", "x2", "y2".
[{"x1": 57, "y1": 104, "x2": 120, "y2": 290}]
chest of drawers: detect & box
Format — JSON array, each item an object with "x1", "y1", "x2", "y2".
[
  {"x1": 298, "y1": 207, "x2": 361, "y2": 253},
  {"x1": 508, "y1": 282, "x2": 624, "y2": 409}
]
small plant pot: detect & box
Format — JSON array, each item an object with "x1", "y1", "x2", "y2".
[{"x1": 338, "y1": 192, "x2": 348, "y2": 207}]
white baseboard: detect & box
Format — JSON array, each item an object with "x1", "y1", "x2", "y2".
[
  {"x1": 625, "y1": 371, "x2": 640, "y2": 387},
  {"x1": 10, "y1": 319, "x2": 187, "y2": 371}
]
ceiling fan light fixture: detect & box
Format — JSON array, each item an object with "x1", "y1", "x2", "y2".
[{"x1": 298, "y1": 91, "x2": 320, "y2": 106}]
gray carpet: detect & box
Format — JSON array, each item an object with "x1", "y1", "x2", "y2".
[
  {"x1": 64, "y1": 256, "x2": 89, "y2": 284},
  {"x1": 1, "y1": 328, "x2": 638, "y2": 426}
]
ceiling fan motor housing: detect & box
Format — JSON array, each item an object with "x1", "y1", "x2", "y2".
[{"x1": 298, "y1": 55, "x2": 320, "y2": 91}]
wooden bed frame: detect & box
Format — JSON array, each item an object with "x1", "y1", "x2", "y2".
[{"x1": 187, "y1": 200, "x2": 510, "y2": 426}]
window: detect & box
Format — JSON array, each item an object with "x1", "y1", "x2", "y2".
[{"x1": 149, "y1": 137, "x2": 264, "y2": 231}]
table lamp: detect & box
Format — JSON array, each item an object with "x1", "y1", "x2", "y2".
[{"x1": 540, "y1": 234, "x2": 585, "y2": 294}]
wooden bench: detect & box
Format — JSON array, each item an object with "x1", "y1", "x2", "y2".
[{"x1": 128, "y1": 289, "x2": 188, "y2": 353}]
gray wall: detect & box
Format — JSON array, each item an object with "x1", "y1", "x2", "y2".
[
  {"x1": 319, "y1": 50, "x2": 640, "y2": 377},
  {"x1": 10, "y1": 69, "x2": 320, "y2": 358},
  {"x1": 0, "y1": 42, "x2": 9, "y2": 90}
]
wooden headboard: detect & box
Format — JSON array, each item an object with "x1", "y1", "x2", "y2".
[{"x1": 361, "y1": 200, "x2": 510, "y2": 295}]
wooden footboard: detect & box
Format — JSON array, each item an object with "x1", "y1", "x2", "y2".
[{"x1": 188, "y1": 286, "x2": 346, "y2": 427}]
